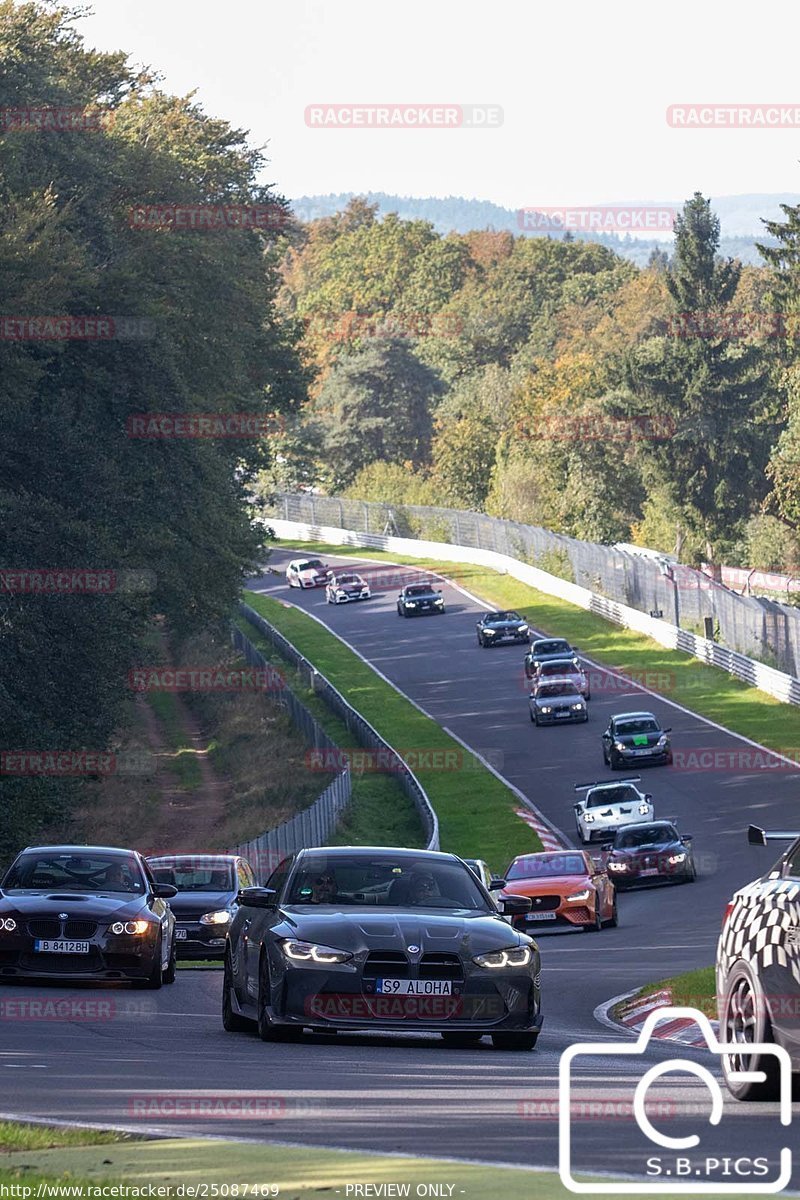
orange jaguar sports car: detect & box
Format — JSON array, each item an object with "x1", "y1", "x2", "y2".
[{"x1": 500, "y1": 850, "x2": 617, "y2": 933}]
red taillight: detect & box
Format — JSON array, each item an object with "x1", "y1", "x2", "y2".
[{"x1": 722, "y1": 900, "x2": 735, "y2": 928}]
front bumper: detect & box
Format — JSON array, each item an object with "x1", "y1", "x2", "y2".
[
  {"x1": 0, "y1": 936, "x2": 161, "y2": 981},
  {"x1": 533, "y1": 709, "x2": 588, "y2": 724},
  {"x1": 333, "y1": 592, "x2": 370, "y2": 603},
  {"x1": 513, "y1": 908, "x2": 594, "y2": 933},
  {"x1": 174, "y1": 926, "x2": 228, "y2": 959},
  {"x1": 609, "y1": 864, "x2": 691, "y2": 889},
  {"x1": 260, "y1": 961, "x2": 542, "y2": 1034},
  {"x1": 614, "y1": 747, "x2": 671, "y2": 765},
  {"x1": 483, "y1": 631, "x2": 529, "y2": 644},
  {"x1": 401, "y1": 604, "x2": 443, "y2": 615}
]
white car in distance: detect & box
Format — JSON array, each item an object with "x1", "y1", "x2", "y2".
[
  {"x1": 285, "y1": 558, "x2": 331, "y2": 589},
  {"x1": 573, "y1": 778, "x2": 654, "y2": 845}
]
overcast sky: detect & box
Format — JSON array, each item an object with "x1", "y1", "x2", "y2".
[{"x1": 78, "y1": 0, "x2": 800, "y2": 209}]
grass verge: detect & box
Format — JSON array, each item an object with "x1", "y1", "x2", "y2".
[
  {"x1": 630, "y1": 964, "x2": 717, "y2": 1019},
  {"x1": 0, "y1": 1126, "x2": 735, "y2": 1199},
  {"x1": 273, "y1": 540, "x2": 800, "y2": 757},
  {"x1": 241, "y1": 596, "x2": 543, "y2": 871}
]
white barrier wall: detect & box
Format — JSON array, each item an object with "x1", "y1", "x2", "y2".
[{"x1": 269, "y1": 518, "x2": 800, "y2": 708}]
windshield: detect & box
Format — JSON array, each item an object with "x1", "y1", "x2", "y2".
[
  {"x1": 540, "y1": 660, "x2": 578, "y2": 676},
  {"x1": 298, "y1": 559, "x2": 323, "y2": 571},
  {"x1": 337, "y1": 574, "x2": 361, "y2": 585},
  {"x1": 537, "y1": 682, "x2": 578, "y2": 698},
  {"x1": 615, "y1": 717, "x2": 660, "y2": 736},
  {"x1": 533, "y1": 640, "x2": 570, "y2": 656},
  {"x1": 586, "y1": 786, "x2": 639, "y2": 808},
  {"x1": 284, "y1": 855, "x2": 489, "y2": 909},
  {"x1": 149, "y1": 859, "x2": 236, "y2": 892},
  {"x1": 406, "y1": 583, "x2": 435, "y2": 596},
  {"x1": 506, "y1": 853, "x2": 586, "y2": 880},
  {"x1": 3, "y1": 852, "x2": 145, "y2": 894},
  {"x1": 488, "y1": 611, "x2": 522, "y2": 623},
  {"x1": 615, "y1": 825, "x2": 678, "y2": 849}
]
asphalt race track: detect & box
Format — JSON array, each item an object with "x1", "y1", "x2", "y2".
[{"x1": 3, "y1": 548, "x2": 799, "y2": 1185}]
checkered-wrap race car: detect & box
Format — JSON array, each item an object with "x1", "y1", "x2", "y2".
[{"x1": 716, "y1": 824, "x2": 800, "y2": 1100}]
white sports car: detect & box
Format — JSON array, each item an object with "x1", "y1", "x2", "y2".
[
  {"x1": 573, "y1": 778, "x2": 654, "y2": 844},
  {"x1": 285, "y1": 558, "x2": 331, "y2": 589}
]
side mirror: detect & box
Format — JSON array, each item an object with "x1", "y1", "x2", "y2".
[
  {"x1": 501, "y1": 894, "x2": 532, "y2": 915},
  {"x1": 437, "y1": 589, "x2": 443, "y2": 594},
  {"x1": 681, "y1": 835, "x2": 693, "y2": 845},
  {"x1": 152, "y1": 883, "x2": 178, "y2": 899},
  {"x1": 574, "y1": 802, "x2": 583, "y2": 812},
  {"x1": 237, "y1": 886, "x2": 277, "y2": 909},
  {"x1": 663, "y1": 727, "x2": 672, "y2": 734},
  {"x1": 488, "y1": 877, "x2": 506, "y2": 890},
  {"x1": 644, "y1": 793, "x2": 653, "y2": 801}
]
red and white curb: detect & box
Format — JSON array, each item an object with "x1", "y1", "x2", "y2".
[
  {"x1": 515, "y1": 808, "x2": 565, "y2": 851},
  {"x1": 597, "y1": 986, "x2": 719, "y2": 1048}
]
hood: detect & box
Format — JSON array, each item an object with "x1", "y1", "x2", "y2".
[
  {"x1": 274, "y1": 906, "x2": 527, "y2": 954},
  {"x1": 404, "y1": 590, "x2": 440, "y2": 601},
  {"x1": 533, "y1": 650, "x2": 571, "y2": 662},
  {"x1": 610, "y1": 841, "x2": 680, "y2": 859},
  {"x1": 502, "y1": 875, "x2": 591, "y2": 896},
  {"x1": 485, "y1": 619, "x2": 526, "y2": 630},
  {"x1": 169, "y1": 890, "x2": 236, "y2": 914},
  {"x1": 533, "y1": 691, "x2": 583, "y2": 706},
  {"x1": 336, "y1": 580, "x2": 366, "y2": 592},
  {"x1": 0, "y1": 891, "x2": 150, "y2": 918},
  {"x1": 300, "y1": 567, "x2": 328, "y2": 580}
]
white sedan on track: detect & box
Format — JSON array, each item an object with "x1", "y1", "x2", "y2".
[
  {"x1": 285, "y1": 558, "x2": 331, "y2": 588},
  {"x1": 573, "y1": 778, "x2": 654, "y2": 844}
]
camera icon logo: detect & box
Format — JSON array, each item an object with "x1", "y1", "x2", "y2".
[{"x1": 559, "y1": 1007, "x2": 792, "y2": 1194}]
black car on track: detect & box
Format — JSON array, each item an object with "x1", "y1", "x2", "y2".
[
  {"x1": 148, "y1": 853, "x2": 257, "y2": 960},
  {"x1": 529, "y1": 680, "x2": 588, "y2": 725},
  {"x1": 476, "y1": 611, "x2": 530, "y2": 648},
  {"x1": 0, "y1": 845, "x2": 178, "y2": 987},
  {"x1": 601, "y1": 711, "x2": 672, "y2": 769},
  {"x1": 601, "y1": 821, "x2": 695, "y2": 889},
  {"x1": 525, "y1": 638, "x2": 578, "y2": 669},
  {"x1": 397, "y1": 582, "x2": 445, "y2": 617},
  {"x1": 222, "y1": 846, "x2": 542, "y2": 1049}
]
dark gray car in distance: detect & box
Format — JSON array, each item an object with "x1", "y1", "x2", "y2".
[
  {"x1": 148, "y1": 854, "x2": 256, "y2": 959},
  {"x1": 397, "y1": 581, "x2": 445, "y2": 616},
  {"x1": 222, "y1": 846, "x2": 541, "y2": 1049},
  {"x1": 476, "y1": 610, "x2": 530, "y2": 647}
]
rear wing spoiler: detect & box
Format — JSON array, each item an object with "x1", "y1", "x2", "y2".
[
  {"x1": 575, "y1": 777, "x2": 641, "y2": 792},
  {"x1": 748, "y1": 824, "x2": 800, "y2": 846}
]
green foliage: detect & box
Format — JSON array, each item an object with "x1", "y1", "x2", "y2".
[
  {"x1": 343, "y1": 461, "x2": 439, "y2": 506},
  {"x1": 0, "y1": 2, "x2": 301, "y2": 860}
]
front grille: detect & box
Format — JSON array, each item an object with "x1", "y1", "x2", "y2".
[
  {"x1": 364, "y1": 951, "x2": 409, "y2": 978},
  {"x1": 64, "y1": 920, "x2": 97, "y2": 939},
  {"x1": 419, "y1": 953, "x2": 463, "y2": 981},
  {"x1": 569, "y1": 908, "x2": 592, "y2": 924},
  {"x1": 27, "y1": 919, "x2": 61, "y2": 939},
  {"x1": 19, "y1": 951, "x2": 100, "y2": 973},
  {"x1": 528, "y1": 895, "x2": 560, "y2": 912}
]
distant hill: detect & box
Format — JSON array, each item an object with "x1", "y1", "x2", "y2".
[{"x1": 290, "y1": 191, "x2": 800, "y2": 267}]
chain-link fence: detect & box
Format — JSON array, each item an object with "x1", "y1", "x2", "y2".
[
  {"x1": 270, "y1": 492, "x2": 800, "y2": 677},
  {"x1": 234, "y1": 604, "x2": 439, "y2": 853}
]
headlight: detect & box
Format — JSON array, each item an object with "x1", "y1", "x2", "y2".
[
  {"x1": 199, "y1": 910, "x2": 232, "y2": 926},
  {"x1": 566, "y1": 889, "x2": 591, "y2": 902},
  {"x1": 583, "y1": 813, "x2": 595, "y2": 824},
  {"x1": 435, "y1": 597, "x2": 444, "y2": 605},
  {"x1": 638, "y1": 803, "x2": 650, "y2": 815},
  {"x1": 473, "y1": 945, "x2": 532, "y2": 969},
  {"x1": 483, "y1": 627, "x2": 495, "y2": 635},
  {"x1": 614, "y1": 741, "x2": 626, "y2": 751},
  {"x1": 540, "y1": 705, "x2": 552, "y2": 713},
  {"x1": 0, "y1": 917, "x2": 17, "y2": 932},
  {"x1": 667, "y1": 853, "x2": 686, "y2": 864},
  {"x1": 110, "y1": 920, "x2": 152, "y2": 935},
  {"x1": 336, "y1": 590, "x2": 346, "y2": 597},
  {"x1": 608, "y1": 862, "x2": 628, "y2": 872},
  {"x1": 656, "y1": 734, "x2": 669, "y2": 747},
  {"x1": 570, "y1": 703, "x2": 585, "y2": 711},
  {"x1": 405, "y1": 601, "x2": 417, "y2": 607},
  {"x1": 281, "y1": 940, "x2": 352, "y2": 964}
]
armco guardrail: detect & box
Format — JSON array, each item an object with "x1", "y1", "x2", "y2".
[
  {"x1": 236, "y1": 604, "x2": 439, "y2": 850},
  {"x1": 229, "y1": 624, "x2": 352, "y2": 879},
  {"x1": 265, "y1": 517, "x2": 800, "y2": 709}
]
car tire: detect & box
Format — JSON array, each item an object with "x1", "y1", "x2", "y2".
[
  {"x1": 585, "y1": 906, "x2": 603, "y2": 933},
  {"x1": 491, "y1": 1032, "x2": 538, "y2": 1051},
  {"x1": 477, "y1": 633, "x2": 484, "y2": 647},
  {"x1": 585, "y1": 692, "x2": 591, "y2": 702},
  {"x1": 222, "y1": 950, "x2": 254, "y2": 1032},
  {"x1": 441, "y1": 1032, "x2": 483, "y2": 1048},
  {"x1": 531, "y1": 711, "x2": 538, "y2": 725},
  {"x1": 609, "y1": 752, "x2": 621, "y2": 771},
  {"x1": 602, "y1": 746, "x2": 609, "y2": 766},
  {"x1": 576, "y1": 822, "x2": 585, "y2": 842},
  {"x1": 163, "y1": 935, "x2": 177, "y2": 984},
  {"x1": 257, "y1": 953, "x2": 296, "y2": 1042},
  {"x1": 135, "y1": 935, "x2": 163, "y2": 989},
  {"x1": 606, "y1": 897, "x2": 619, "y2": 928},
  {"x1": 721, "y1": 963, "x2": 782, "y2": 1101}
]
